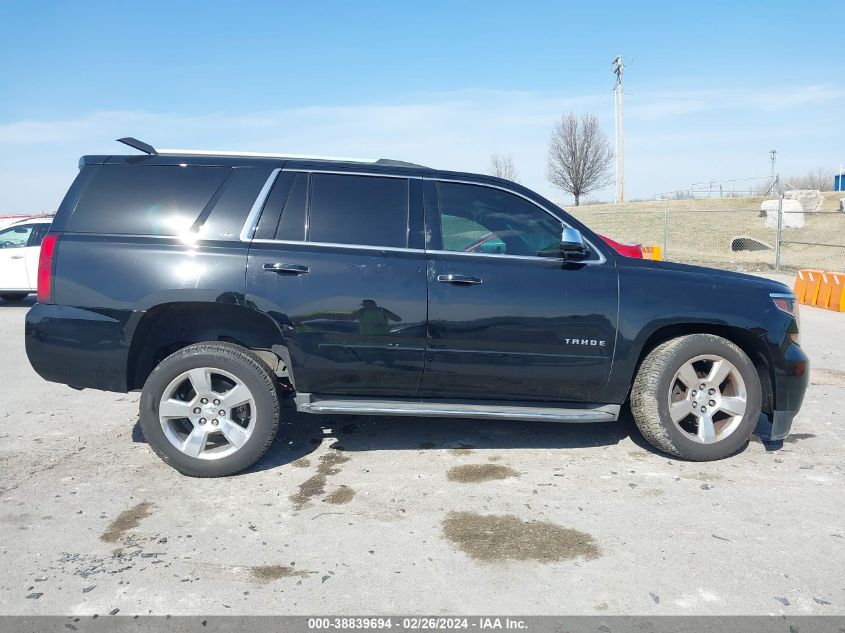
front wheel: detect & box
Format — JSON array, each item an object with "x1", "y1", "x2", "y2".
[
  {"x1": 630, "y1": 334, "x2": 762, "y2": 461},
  {"x1": 139, "y1": 342, "x2": 281, "y2": 477}
]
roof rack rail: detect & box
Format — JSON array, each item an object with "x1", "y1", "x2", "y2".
[
  {"x1": 114, "y1": 138, "x2": 426, "y2": 168},
  {"x1": 157, "y1": 148, "x2": 381, "y2": 163}
]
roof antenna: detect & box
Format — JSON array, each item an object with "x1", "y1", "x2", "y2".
[{"x1": 116, "y1": 137, "x2": 158, "y2": 155}]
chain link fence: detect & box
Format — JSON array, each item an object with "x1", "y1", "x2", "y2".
[{"x1": 572, "y1": 187, "x2": 845, "y2": 273}]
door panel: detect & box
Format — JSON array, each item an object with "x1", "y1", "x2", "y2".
[
  {"x1": 24, "y1": 224, "x2": 50, "y2": 287},
  {"x1": 245, "y1": 170, "x2": 427, "y2": 397},
  {"x1": 423, "y1": 253, "x2": 617, "y2": 402},
  {"x1": 0, "y1": 251, "x2": 28, "y2": 289},
  {"x1": 420, "y1": 180, "x2": 619, "y2": 403},
  {"x1": 23, "y1": 246, "x2": 39, "y2": 289},
  {"x1": 0, "y1": 224, "x2": 34, "y2": 289},
  {"x1": 246, "y1": 242, "x2": 427, "y2": 395}
]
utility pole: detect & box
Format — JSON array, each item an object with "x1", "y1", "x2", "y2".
[
  {"x1": 769, "y1": 149, "x2": 777, "y2": 192},
  {"x1": 613, "y1": 55, "x2": 625, "y2": 203}
]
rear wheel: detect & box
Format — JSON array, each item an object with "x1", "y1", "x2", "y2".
[
  {"x1": 1, "y1": 293, "x2": 28, "y2": 302},
  {"x1": 630, "y1": 334, "x2": 761, "y2": 460},
  {"x1": 139, "y1": 342, "x2": 280, "y2": 477}
]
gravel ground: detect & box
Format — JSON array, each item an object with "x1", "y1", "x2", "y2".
[{"x1": 0, "y1": 277, "x2": 843, "y2": 616}]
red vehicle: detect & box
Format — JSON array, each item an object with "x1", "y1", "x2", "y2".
[
  {"x1": 463, "y1": 231, "x2": 644, "y2": 259},
  {"x1": 599, "y1": 235, "x2": 643, "y2": 258}
]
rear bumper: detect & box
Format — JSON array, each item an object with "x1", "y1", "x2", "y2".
[
  {"x1": 25, "y1": 303, "x2": 132, "y2": 392},
  {"x1": 770, "y1": 342, "x2": 809, "y2": 440}
]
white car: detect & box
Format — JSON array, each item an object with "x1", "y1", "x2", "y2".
[{"x1": 0, "y1": 217, "x2": 53, "y2": 302}]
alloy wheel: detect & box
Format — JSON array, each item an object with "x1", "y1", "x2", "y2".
[
  {"x1": 667, "y1": 354, "x2": 747, "y2": 444},
  {"x1": 158, "y1": 367, "x2": 256, "y2": 460}
]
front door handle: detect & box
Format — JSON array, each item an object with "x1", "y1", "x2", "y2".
[
  {"x1": 10, "y1": 255, "x2": 23, "y2": 259},
  {"x1": 437, "y1": 273, "x2": 482, "y2": 285},
  {"x1": 263, "y1": 262, "x2": 310, "y2": 275}
]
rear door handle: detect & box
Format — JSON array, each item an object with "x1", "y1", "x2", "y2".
[
  {"x1": 263, "y1": 262, "x2": 310, "y2": 275},
  {"x1": 437, "y1": 273, "x2": 482, "y2": 285},
  {"x1": 10, "y1": 255, "x2": 23, "y2": 260}
]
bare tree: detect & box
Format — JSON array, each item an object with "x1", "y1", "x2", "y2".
[
  {"x1": 789, "y1": 167, "x2": 833, "y2": 191},
  {"x1": 546, "y1": 113, "x2": 614, "y2": 205},
  {"x1": 488, "y1": 153, "x2": 519, "y2": 182}
]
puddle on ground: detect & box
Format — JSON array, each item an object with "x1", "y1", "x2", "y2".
[
  {"x1": 325, "y1": 485, "x2": 356, "y2": 505},
  {"x1": 291, "y1": 458, "x2": 311, "y2": 468},
  {"x1": 290, "y1": 451, "x2": 350, "y2": 508},
  {"x1": 251, "y1": 564, "x2": 308, "y2": 581},
  {"x1": 100, "y1": 501, "x2": 154, "y2": 543},
  {"x1": 447, "y1": 464, "x2": 518, "y2": 483},
  {"x1": 442, "y1": 511, "x2": 599, "y2": 563},
  {"x1": 290, "y1": 474, "x2": 327, "y2": 507}
]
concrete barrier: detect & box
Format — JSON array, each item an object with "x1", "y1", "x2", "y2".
[
  {"x1": 762, "y1": 199, "x2": 805, "y2": 229},
  {"x1": 784, "y1": 189, "x2": 823, "y2": 214}
]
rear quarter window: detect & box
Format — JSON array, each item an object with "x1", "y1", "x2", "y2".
[{"x1": 65, "y1": 165, "x2": 231, "y2": 235}]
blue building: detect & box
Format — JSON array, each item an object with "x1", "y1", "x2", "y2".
[{"x1": 836, "y1": 172, "x2": 845, "y2": 191}]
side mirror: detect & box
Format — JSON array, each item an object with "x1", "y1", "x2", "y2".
[{"x1": 560, "y1": 226, "x2": 590, "y2": 260}]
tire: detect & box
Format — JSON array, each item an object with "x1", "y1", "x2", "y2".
[
  {"x1": 630, "y1": 334, "x2": 762, "y2": 461},
  {"x1": 1, "y1": 293, "x2": 28, "y2": 302},
  {"x1": 139, "y1": 342, "x2": 281, "y2": 477}
]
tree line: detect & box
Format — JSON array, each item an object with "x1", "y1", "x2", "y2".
[{"x1": 489, "y1": 115, "x2": 842, "y2": 204}]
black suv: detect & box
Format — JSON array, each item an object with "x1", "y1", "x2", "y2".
[{"x1": 25, "y1": 138, "x2": 809, "y2": 476}]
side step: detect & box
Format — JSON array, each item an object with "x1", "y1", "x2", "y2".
[{"x1": 294, "y1": 394, "x2": 619, "y2": 423}]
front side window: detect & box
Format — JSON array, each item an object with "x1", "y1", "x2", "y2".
[
  {"x1": 308, "y1": 174, "x2": 408, "y2": 248},
  {"x1": 0, "y1": 225, "x2": 34, "y2": 249},
  {"x1": 435, "y1": 182, "x2": 563, "y2": 257}
]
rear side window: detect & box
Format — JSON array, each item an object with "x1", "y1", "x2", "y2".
[
  {"x1": 308, "y1": 174, "x2": 408, "y2": 248},
  {"x1": 66, "y1": 165, "x2": 230, "y2": 235}
]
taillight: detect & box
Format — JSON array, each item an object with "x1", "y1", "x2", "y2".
[{"x1": 37, "y1": 233, "x2": 59, "y2": 304}]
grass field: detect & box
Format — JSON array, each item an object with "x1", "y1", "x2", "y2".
[{"x1": 569, "y1": 192, "x2": 845, "y2": 272}]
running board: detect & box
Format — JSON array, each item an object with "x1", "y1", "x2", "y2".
[{"x1": 294, "y1": 394, "x2": 619, "y2": 423}]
